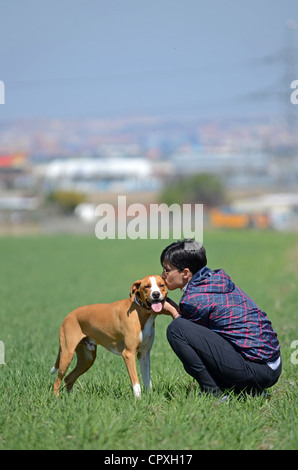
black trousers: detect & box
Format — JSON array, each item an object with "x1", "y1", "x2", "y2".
[{"x1": 167, "y1": 317, "x2": 282, "y2": 395}]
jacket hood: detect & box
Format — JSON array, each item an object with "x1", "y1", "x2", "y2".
[{"x1": 187, "y1": 267, "x2": 235, "y2": 294}]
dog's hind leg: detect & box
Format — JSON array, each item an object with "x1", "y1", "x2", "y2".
[
  {"x1": 64, "y1": 339, "x2": 97, "y2": 393},
  {"x1": 53, "y1": 349, "x2": 75, "y2": 396},
  {"x1": 50, "y1": 347, "x2": 61, "y2": 375},
  {"x1": 52, "y1": 316, "x2": 84, "y2": 396}
]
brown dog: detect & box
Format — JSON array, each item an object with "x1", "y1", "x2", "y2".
[{"x1": 51, "y1": 275, "x2": 168, "y2": 398}]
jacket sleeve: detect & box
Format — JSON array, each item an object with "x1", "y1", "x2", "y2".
[{"x1": 179, "y1": 293, "x2": 211, "y2": 327}]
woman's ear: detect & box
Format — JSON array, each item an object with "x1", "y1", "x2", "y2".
[{"x1": 182, "y1": 268, "x2": 193, "y2": 282}]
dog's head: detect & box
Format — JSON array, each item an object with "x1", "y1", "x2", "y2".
[{"x1": 130, "y1": 275, "x2": 167, "y2": 313}]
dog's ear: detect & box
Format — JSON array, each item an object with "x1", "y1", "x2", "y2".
[{"x1": 130, "y1": 280, "x2": 142, "y2": 298}]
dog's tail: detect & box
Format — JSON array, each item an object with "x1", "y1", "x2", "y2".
[{"x1": 50, "y1": 346, "x2": 61, "y2": 375}]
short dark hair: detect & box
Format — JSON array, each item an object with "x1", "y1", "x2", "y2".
[{"x1": 160, "y1": 238, "x2": 207, "y2": 274}]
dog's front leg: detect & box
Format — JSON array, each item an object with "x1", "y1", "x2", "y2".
[{"x1": 122, "y1": 349, "x2": 141, "y2": 398}]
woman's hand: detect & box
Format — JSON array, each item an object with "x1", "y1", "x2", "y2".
[{"x1": 162, "y1": 299, "x2": 180, "y2": 320}]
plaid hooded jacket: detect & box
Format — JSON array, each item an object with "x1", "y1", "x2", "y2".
[{"x1": 179, "y1": 267, "x2": 280, "y2": 363}]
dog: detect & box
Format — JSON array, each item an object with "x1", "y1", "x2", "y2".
[{"x1": 51, "y1": 275, "x2": 168, "y2": 398}]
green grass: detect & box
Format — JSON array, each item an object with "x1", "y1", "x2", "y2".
[{"x1": 0, "y1": 231, "x2": 297, "y2": 450}]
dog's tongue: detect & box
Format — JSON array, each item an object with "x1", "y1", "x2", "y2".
[{"x1": 151, "y1": 301, "x2": 162, "y2": 313}]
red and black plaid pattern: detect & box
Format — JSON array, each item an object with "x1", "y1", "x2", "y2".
[{"x1": 179, "y1": 268, "x2": 280, "y2": 363}]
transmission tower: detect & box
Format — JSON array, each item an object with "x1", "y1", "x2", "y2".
[{"x1": 242, "y1": 21, "x2": 298, "y2": 152}]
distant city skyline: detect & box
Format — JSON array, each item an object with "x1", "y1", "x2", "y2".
[{"x1": 0, "y1": 0, "x2": 297, "y2": 120}]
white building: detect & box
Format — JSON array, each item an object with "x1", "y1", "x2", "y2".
[{"x1": 35, "y1": 157, "x2": 160, "y2": 192}]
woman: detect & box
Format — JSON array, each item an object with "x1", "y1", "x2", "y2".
[{"x1": 161, "y1": 239, "x2": 282, "y2": 396}]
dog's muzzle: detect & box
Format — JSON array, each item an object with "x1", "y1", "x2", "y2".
[{"x1": 135, "y1": 295, "x2": 165, "y2": 312}]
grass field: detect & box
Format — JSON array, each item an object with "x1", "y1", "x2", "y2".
[{"x1": 0, "y1": 231, "x2": 297, "y2": 450}]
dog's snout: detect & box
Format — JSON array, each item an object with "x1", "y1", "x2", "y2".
[{"x1": 152, "y1": 291, "x2": 161, "y2": 300}]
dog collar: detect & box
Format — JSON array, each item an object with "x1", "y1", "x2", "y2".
[{"x1": 134, "y1": 295, "x2": 150, "y2": 310}]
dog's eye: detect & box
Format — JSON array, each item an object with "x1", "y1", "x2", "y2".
[
  {"x1": 145, "y1": 285, "x2": 150, "y2": 289},
  {"x1": 159, "y1": 283, "x2": 165, "y2": 288}
]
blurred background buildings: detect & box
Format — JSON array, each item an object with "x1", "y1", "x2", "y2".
[{"x1": 0, "y1": 1, "x2": 297, "y2": 234}]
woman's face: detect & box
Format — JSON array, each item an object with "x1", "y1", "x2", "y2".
[{"x1": 161, "y1": 260, "x2": 192, "y2": 291}]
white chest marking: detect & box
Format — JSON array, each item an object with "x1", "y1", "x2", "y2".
[{"x1": 139, "y1": 314, "x2": 156, "y2": 345}]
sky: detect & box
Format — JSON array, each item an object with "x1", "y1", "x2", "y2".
[{"x1": 0, "y1": 0, "x2": 297, "y2": 120}]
